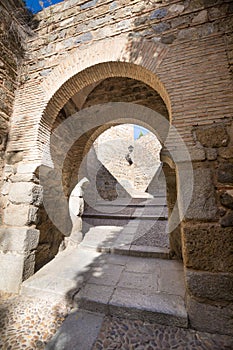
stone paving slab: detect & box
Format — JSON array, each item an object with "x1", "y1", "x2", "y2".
[
  {"x1": 81, "y1": 224, "x2": 170, "y2": 258},
  {"x1": 21, "y1": 247, "x2": 102, "y2": 302},
  {"x1": 45, "y1": 310, "x2": 104, "y2": 350},
  {"x1": 21, "y1": 244, "x2": 186, "y2": 330},
  {"x1": 109, "y1": 289, "x2": 187, "y2": 328},
  {"x1": 74, "y1": 253, "x2": 187, "y2": 328}
]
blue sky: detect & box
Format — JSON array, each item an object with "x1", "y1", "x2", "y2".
[
  {"x1": 25, "y1": 0, "x2": 63, "y2": 13},
  {"x1": 134, "y1": 126, "x2": 149, "y2": 139}
]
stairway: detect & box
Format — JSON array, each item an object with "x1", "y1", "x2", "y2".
[
  {"x1": 81, "y1": 195, "x2": 170, "y2": 258},
  {"x1": 21, "y1": 194, "x2": 187, "y2": 329}
]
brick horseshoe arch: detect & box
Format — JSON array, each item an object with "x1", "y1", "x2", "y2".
[{"x1": 9, "y1": 35, "x2": 171, "y2": 161}]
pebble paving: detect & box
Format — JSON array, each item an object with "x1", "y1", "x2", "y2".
[
  {"x1": 93, "y1": 316, "x2": 233, "y2": 350},
  {"x1": 1, "y1": 293, "x2": 233, "y2": 350},
  {"x1": 0, "y1": 293, "x2": 70, "y2": 350}
]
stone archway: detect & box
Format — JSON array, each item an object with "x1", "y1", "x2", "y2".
[
  {"x1": 8, "y1": 36, "x2": 171, "y2": 162},
  {"x1": 1, "y1": 37, "x2": 174, "y2": 293}
]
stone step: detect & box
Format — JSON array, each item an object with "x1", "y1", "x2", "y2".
[
  {"x1": 21, "y1": 247, "x2": 187, "y2": 329},
  {"x1": 80, "y1": 225, "x2": 170, "y2": 259},
  {"x1": 82, "y1": 219, "x2": 169, "y2": 248},
  {"x1": 73, "y1": 254, "x2": 188, "y2": 328},
  {"x1": 83, "y1": 212, "x2": 168, "y2": 220},
  {"x1": 95, "y1": 197, "x2": 167, "y2": 207}
]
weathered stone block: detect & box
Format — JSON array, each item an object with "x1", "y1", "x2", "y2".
[
  {"x1": 9, "y1": 182, "x2": 43, "y2": 205},
  {"x1": 17, "y1": 162, "x2": 40, "y2": 174},
  {"x1": 185, "y1": 268, "x2": 233, "y2": 301},
  {"x1": 150, "y1": 8, "x2": 167, "y2": 20},
  {"x1": 80, "y1": 0, "x2": 97, "y2": 10},
  {"x1": 187, "y1": 296, "x2": 233, "y2": 336},
  {"x1": 161, "y1": 34, "x2": 176, "y2": 45},
  {"x1": 218, "y1": 146, "x2": 233, "y2": 159},
  {"x1": 1, "y1": 182, "x2": 10, "y2": 195},
  {"x1": 220, "y1": 190, "x2": 233, "y2": 209},
  {"x1": 0, "y1": 252, "x2": 24, "y2": 293},
  {"x1": 4, "y1": 204, "x2": 39, "y2": 226},
  {"x1": 5, "y1": 151, "x2": 23, "y2": 165},
  {"x1": 0, "y1": 227, "x2": 39, "y2": 252},
  {"x1": 182, "y1": 223, "x2": 233, "y2": 272},
  {"x1": 220, "y1": 210, "x2": 233, "y2": 227},
  {"x1": 39, "y1": 68, "x2": 52, "y2": 76},
  {"x1": 168, "y1": 4, "x2": 185, "y2": 14},
  {"x1": 11, "y1": 173, "x2": 39, "y2": 183},
  {"x1": 217, "y1": 163, "x2": 233, "y2": 184},
  {"x1": 180, "y1": 166, "x2": 217, "y2": 220},
  {"x1": 152, "y1": 22, "x2": 170, "y2": 33},
  {"x1": 192, "y1": 10, "x2": 208, "y2": 24},
  {"x1": 206, "y1": 148, "x2": 217, "y2": 160},
  {"x1": 189, "y1": 148, "x2": 206, "y2": 161},
  {"x1": 194, "y1": 125, "x2": 229, "y2": 148},
  {"x1": 23, "y1": 252, "x2": 36, "y2": 280},
  {"x1": 74, "y1": 32, "x2": 93, "y2": 44}
]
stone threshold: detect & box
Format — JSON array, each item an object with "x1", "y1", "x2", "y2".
[
  {"x1": 82, "y1": 213, "x2": 168, "y2": 220},
  {"x1": 73, "y1": 253, "x2": 187, "y2": 329},
  {"x1": 86, "y1": 243, "x2": 171, "y2": 259}
]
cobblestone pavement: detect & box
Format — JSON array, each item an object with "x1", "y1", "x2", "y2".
[
  {"x1": 0, "y1": 293, "x2": 233, "y2": 350},
  {"x1": 93, "y1": 316, "x2": 233, "y2": 350},
  {"x1": 0, "y1": 293, "x2": 70, "y2": 350}
]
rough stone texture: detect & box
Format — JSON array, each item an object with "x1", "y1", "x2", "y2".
[
  {"x1": 35, "y1": 206, "x2": 64, "y2": 272},
  {"x1": 1, "y1": 294, "x2": 233, "y2": 350},
  {"x1": 187, "y1": 296, "x2": 233, "y2": 336},
  {"x1": 0, "y1": 227, "x2": 39, "y2": 253},
  {"x1": 8, "y1": 182, "x2": 43, "y2": 206},
  {"x1": 220, "y1": 210, "x2": 233, "y2": 227},
  {"x1": 217, "y1": 163, "x2": 233, "y2": 184},
  {"x1": 46, "y1": 310, "x2": 104, "y2": 350},
  {"x1": 185, "y1": 268, "x2": 233, "y2": 301},
  {"x1": 206, "y1": 148, "x2": 217, "y2": 160},
  {"x1": 182, "y1": 223, "x2": 233, "y2": 273},
  {"x1": 0, "y1": 253, "x2": 25, "y2": 293},
  {"x1": 219, "y1": 189, "x2": 233, "y2": 209},
  {"x1": 93, "y1": 315, "x2": 233, "y2": 350},
  {"x1": 194, "y1": 125, "x2": 229, "y2": 148},
  {"x1": 0, "y1": 294, "x2": 69, "y2": 349},
  {"x1": 4, "y1": 204, "x2": 38, "y2": 226},
  {"x1": 181, "y1": 166, "x2": 218, "y2": 221},
  {"x1": 94, "y1": 124, "x2": 161, "y2": 194},
  {"x1": 218, "y1": 146, "x2": 233, "y2": 159},
  {"x1": 0, "y1": 0, "x2": 30, "y2": 223}
]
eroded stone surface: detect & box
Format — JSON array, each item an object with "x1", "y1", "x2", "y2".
[
  {"x1": 185, "y1": 269, "x2": 233, "y2": 301},
  {"x1": 194, "y1": 125, "x2": 229, "y2": 148},
  {"x1": 218, "y1": 163, "x2": 233, "y2": 184},
  {"x1": 182, "y1": 224, "x2": 233, "y2": 273},
  {"x1": 187, "y1": 296, "x2": 233, "y2": 336}
]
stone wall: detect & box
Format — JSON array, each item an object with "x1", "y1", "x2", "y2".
[
  {"x1": 0, "y1": 0, "x2": 30, "y2": 223},
  {"x1": 8, "y1": 0, "x2": 233, "y2": 160},
  {"x1": 94, "y1": 124, "x2": 161, "y2": 194}
]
